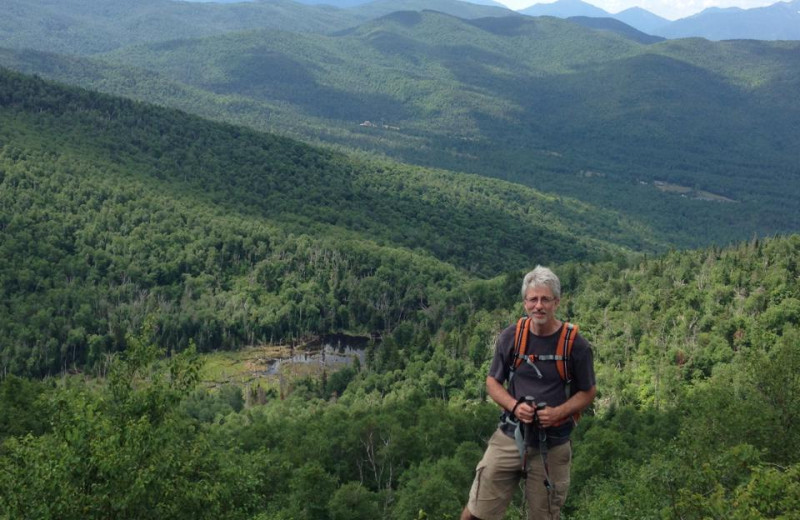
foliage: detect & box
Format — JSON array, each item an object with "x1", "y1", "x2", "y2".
[
  {"x1": 563, "y1": 236, "x2": 800, "y2": 518},
  {"x1": 1, "y1": 14, "x2": 800, "y2": 517},
  {"x1": 2, "y1": 233, "x2": 800, "y2": 518},
  {"x1": 0, "y1": 67, "x2": 649, "y2": 377},
  {"x1": 3, "y1": 12, "x2": 799, "y2": 249},
  {"x1": 0, "y1": 374, "x2": 53, "y2": 440},
  {"x1": 0, "y1": 0, "x2": 362, "y2": 55}
]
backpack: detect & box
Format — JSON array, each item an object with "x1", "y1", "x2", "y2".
[{"x1": 509, "y1": 317, "x2": 580, "y2": 425}]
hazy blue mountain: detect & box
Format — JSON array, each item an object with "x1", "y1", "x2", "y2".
[
  {"x1": 658, "y1": 0, "x2": 800, "y2": 40},
  {"x1": 520, "y1": 0, "x2": 610, "y2": 18},
  {"x1": 293, "y1": 0, "x2": 508, "y2": 6},
  {"x1": 290, "y1": 0, "x2": 373, "y2": 6},
  {"x1": 177, "y1": 0, "x2": 257, "y2": 3},
  {"x1": 568, "y1": 16, "x2": 664, "y2": 44},
  {"x1": 350, "y1": 0, "x2": 515, "y2": 19},
  {"x1": 0, "y1": 0, "x2": 518, "y2": 58},
  {"x1": 462, "y1": 0, "x2": 508, "y2": 6},
  {"x1": 612, "y1": 6, "x2": 670, "y2": 34}
]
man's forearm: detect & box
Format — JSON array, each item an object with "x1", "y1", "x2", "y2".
[
  {"x1": 544, "y1": 386, "x2": 597, "y2": 427},
  {"x1": 486, "y1": 376, "x2": 517, "y2": 412}
]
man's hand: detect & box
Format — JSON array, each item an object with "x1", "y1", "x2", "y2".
[
  {"x1": 533, "y1": 405, "x2": 564, "y2": 428},
  {"x1": 514, "y1": 401, "x2": 537, "y2": 424}
]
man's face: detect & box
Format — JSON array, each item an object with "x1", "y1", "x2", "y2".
[{"x1": 523, "y1": 285, "x2": 559, "y2": 326}]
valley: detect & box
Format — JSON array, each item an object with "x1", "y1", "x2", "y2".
[
  {"x1": 1, "y1": 1, "x2": 799, "y2": 518},
  {"x1": 2, "y1": 9, "x2": 797, "y2": 249}
]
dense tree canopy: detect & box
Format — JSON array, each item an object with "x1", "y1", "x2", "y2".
[
  {"x1": 3, "y1": 235, "x2": 799, "y2": 518},
  {"x1": 1, "y1": 32, "x2": 799, "y2": 518},
  {"x1": 1, "y1": 67, "x2": 650, "y2": 377},
  {"x1": 3, "y1": 11, "x2": 798, "y2": 249}
]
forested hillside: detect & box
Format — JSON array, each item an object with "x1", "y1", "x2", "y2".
[
  {"x1": 2, "y1": 226, "x2": 798, "y2": 517},
  {"x1": 1, "y1": 0, "x2": 362, "y2": 55},
  {"x1": 2, "y1": 4, "x2": 799, "y2": 518},
  {"x1": 4, "y1": 11, "x2": 798, "y2": 249},
  {"x1": 0, "y1": 67, "x2": 662, "y2": 376},
  {"x1": 349, "y1": 0, "x2": 515, "y2": 19},
  {"x1": 0, "y1": 0, "x2": 514, "y2": 56}
]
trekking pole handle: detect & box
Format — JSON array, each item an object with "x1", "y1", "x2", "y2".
[
  {"x1": 533, "y1": 401, "x2": 547, "y2": 427},
  {"x1": 511, "y1": 396, "x2": 535, "y2": 423}
]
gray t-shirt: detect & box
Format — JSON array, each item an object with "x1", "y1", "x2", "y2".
[{"x1": 489, "y1": 321, "x2": 596, "y2": 444}]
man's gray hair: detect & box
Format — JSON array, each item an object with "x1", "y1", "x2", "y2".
[{"x1": 520, "y1": 265, "x2": 561, "y2": 299}]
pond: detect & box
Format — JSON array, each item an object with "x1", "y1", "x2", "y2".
[{"x1": 265, "y1": 333, "x2": 370, "y2": 376}]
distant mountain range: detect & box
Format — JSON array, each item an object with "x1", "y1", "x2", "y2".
[
  {"x1": 0, "y1": 0, "x2": 520, "y2": 56},
  {"x1": 519, "y1": 0, "x2": 800, "y2": 40},
  {"x1": 168, "y1": 0, "x2": 800, "y2": 41},
  {"x1": 611, "y1": 7, "x2": 670, "y2": 35},
  {"x1": 348, "y1": 0, "x2": 515, "y2": 20},
  {"x1": 521, "y1": 0, "x2": 609, "y2": 18},
  {"x1": 0, "y1": 0, "x2": 361, "y2": 54},
  {"x1": 659, "y1": 0, "x2": 800, "y2": 40},
  {"x1": 567, "y1": 16, "x2": 664, "y2": 44}
]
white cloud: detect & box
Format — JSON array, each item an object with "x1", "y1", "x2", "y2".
[{"x1": 495, "y1": 0, "x2": 782, "y2": 19}]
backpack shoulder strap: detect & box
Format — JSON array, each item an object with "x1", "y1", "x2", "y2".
[
  {"x1": 556, "y1": 321, "x2": 582, "y2": 426},
  {"x1": 510, "y1": 317, "x2": 530, "y2": 378},
  {"x1": 555, "y1": 322, "x2": 578, "y2": 382}
]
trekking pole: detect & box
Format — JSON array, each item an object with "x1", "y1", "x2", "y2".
[
  {"x1": 518, "y1": 396, "x2": 538, "y2": 518},
  {"x1": 534, "y1": 401, "x2": 554, "y2": 491},
  {"x1": 521, "y1": 396, "x2": 537, "y2": 478}
]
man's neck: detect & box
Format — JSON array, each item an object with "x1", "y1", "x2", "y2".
[{"x1": 529, "y1": 319, "x2": 562, "y2": 337}]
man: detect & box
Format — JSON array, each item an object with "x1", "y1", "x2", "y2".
[{"x1": 461, "y1": 265, "x2": 596, "y2": 520}]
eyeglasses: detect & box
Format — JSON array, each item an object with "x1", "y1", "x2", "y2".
[{"x1": 524, "y1": 296, "x2": 557, "y2": 305}]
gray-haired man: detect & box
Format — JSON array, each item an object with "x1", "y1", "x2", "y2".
[{"x1": 461, "y1": 266, "x2": 596, "y2": 520}]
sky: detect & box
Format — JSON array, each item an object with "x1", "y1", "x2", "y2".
[{"x1": 493, "y1": 0, "x2": 781, "y2": 20}]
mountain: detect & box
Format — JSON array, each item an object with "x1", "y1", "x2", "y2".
[
  {"x1": 0, "y1": 66, "x2": 661, "y2": 375},
  {"x1": 0, "y1": 0, "x2": 363, "y2": 55},
  {"x1": 290, "y1": 0, "x2": 374, "y2": 6},
  {"x1": 2, "y1": 5, "x2": 798, "y2": 519},
  {"x1": 568, "y1": 16, "x2": 665, "y2": 44},
  {"x1": 7, "y1": 10, "x2": 797, "y2": 249},
  {"x1": 0, "y1": 0, "x2": 521, "y2": 57},
  {"x1": 657, "y1": 0, "x2": 800, "y2": 40},
  {"x1": 520, "y1": 1, "x2": 800, "y2": 41},
  {"x1": 292, "y1": 0, "x2": 509, "y2": 7},
  {"x1": 349, "y1": 0, "x2": 516, "y2": 19},
  {"x1": 612, "y1": 6, "x2": 670, "y2": 34},
  {"x1": 461, "y1": 0, "x2": 509, "y2": 6},
  {"x1": 520, "y1": 0, "x2": 610, "y2": 18}
]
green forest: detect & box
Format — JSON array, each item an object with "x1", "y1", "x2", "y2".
[
  {"x1": 3, "y1": 9, "x2": 799, "y2": 249},
  {"x1": 2, "y1": 2, "x2": 800, "y2": 518},
  {"x1": 1, "y1": 66, "x2": 799, "y2": 518},
  {"x1": 0, "y1": 67, "x2": 664, "y2": 376}
]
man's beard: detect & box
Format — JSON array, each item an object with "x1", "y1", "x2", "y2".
[{"x1": 530, "y1": 313, "x2": 548, "y2": 325}]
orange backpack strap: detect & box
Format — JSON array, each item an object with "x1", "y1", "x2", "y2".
[
  {"x1": 555, "y1": 322, "x2": 578, "y2": 382},
  {"x1": 510, "y1": 317, "x2": 530, "y2": 380},
  {"x1": 556, "y1": 322, "x2": 581, "y2": 426}
]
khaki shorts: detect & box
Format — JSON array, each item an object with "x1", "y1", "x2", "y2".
[{"x1": 467, "y1": 429, "x2": 572, "y2": 520}]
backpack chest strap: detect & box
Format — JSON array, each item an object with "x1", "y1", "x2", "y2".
[
  {"x1": 520, "y1": 354, "x2": 568, "y2": 362},
  {"x1": 515, "y1": 353, "x2": 568, "y2": 379}
]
